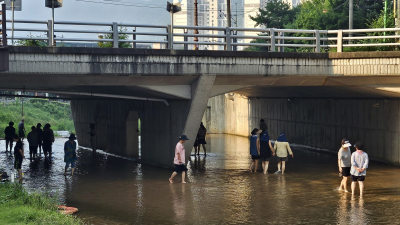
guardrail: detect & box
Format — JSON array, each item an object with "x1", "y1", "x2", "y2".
[{"x1": 1, "y1": 19, "x2": 400, "y2": 52}]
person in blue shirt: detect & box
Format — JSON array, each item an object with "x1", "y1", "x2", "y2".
[
  {"x1": 64, "y1": 134, "x2": 77, "y2": 176},
  {"x1": 248, "y1": 128, "x2": 261, "y2": 173}
]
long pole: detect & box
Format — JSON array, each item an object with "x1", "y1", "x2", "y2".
[
  {"x1": 349, "y1": 0, "x2": 353, "y2": 42},
  {"x1": 52, "y1": 2, "x2": 55, "y2": 46},
  {"x1": 235, "y1": 3, "x2": 237, "y2": 27},
  {"x1": 227, "y1": 0, "x2": 231, "y2": 27},
  {"x1": 11, "y1": 0, "x2": 14, "y2": 45},
  {"x1": 170, "y1": 7, "x2": 174, "y2": 49},
  {"x1": 384, "y1": 0, "x2": 387, "y2": 38},
  {"x1": 194, "y1": 0, "x2": 199, "y2": 50}
]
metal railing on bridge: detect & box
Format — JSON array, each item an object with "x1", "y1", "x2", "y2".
[{"x1": 1, "y1": 19, "x2": 400, "y2": 52}]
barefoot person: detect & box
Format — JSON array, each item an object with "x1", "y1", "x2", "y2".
[
  {"x1": 27, "y1": 126, "x2": 39, "y2": 160},
  {"x1": 274, "y1": 132, "x2": 293, "y2": 174},
  {"x1": 259, "y1": 131, "x2": 275, "y2": 174},
  {"x1": 4, "y1": 121, "x2": 16, "y2": 153},
  {"x1": 64, "y1": 134, "x2": 77, "y2": 176},
  {"x1": 36, "y1": 123, "x2": 43, "y2": 155},
  {"x1": 169, "y1": 135, "x2": 189, "y2": 184},
  {"x1": 351, "y1": 141, "x2": 369, "y2": 197},
  {"x1": 13, "y1": 134, "x2": 24, "y2": 182},
  {"x1": 338, "y1": 139, "x2": 352, "y2": 192},
  {"x1": 197, "y1": 123, "x2": 207, "y2": 155},
  {"x1": 248, "y1": 128, "x2": 261, "y2": 173}
]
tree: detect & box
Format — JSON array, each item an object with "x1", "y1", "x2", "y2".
[
  {"x1": 16, "y1": 34, "x2": 47, "y2": 47},
  {"x1": 98, "y1": 26, "x2": 131, "y2": 48},
  {"x1": 250, "y1": 0, "x2": 299, "y2": 29}
]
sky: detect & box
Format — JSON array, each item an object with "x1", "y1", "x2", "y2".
[{"x1": 4, "y1": 0, "x2": 171, "y2": 41}]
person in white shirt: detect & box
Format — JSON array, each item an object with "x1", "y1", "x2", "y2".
[{"x1": 350, "y1": 141, "x2": 369, "y2": 197}]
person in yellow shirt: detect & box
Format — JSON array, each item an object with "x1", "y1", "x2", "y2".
[{"x1": 273, "y1": 133, "x2": 294, "y2": 174}]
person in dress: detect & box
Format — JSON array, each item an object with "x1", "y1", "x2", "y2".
[{"x1": 169, "y1": 135, "x2": 189, "y2": 183}]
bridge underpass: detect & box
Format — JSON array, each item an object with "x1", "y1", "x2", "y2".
[{"x1": 1, "y1": 47, "x2": 400, "y2": 167}]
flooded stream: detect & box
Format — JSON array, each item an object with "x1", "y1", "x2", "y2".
[{"x1": 1, "y1": 134, "x2": 400, "y2": 224}]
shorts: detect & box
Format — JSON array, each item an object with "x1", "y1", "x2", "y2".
[
  {"x1": 278, "y1": 157, "x2": 288, "y2": 161},
  {"x1": 198, "y1": 137, "x2": 207, "y2": 145},
  {"x1": 251, "y1": 155, "x2": 260, "y2": 160},
  {"x1": 43, "y1": 143, "x2": 52, "y2": 154},
  {"x1": 341, "y1": 167, "x2": 351, "y2": 177},
  {"x1": 174, "y1": 164, "x2": 188, "y2": 173},
  {"x1": 261, "y1": 157, "x2": 271, "y2": 161},
  {"x1": 65, "y1": 160, "x2": 76, "y2": 169},
  {"x1": 351, "y1": 175, "x2": 365, "y2": 182},
  {"x1": 14, "y1": 158, "x2": 22, "y2": 169}
]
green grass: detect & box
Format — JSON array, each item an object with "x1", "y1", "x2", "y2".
[
  {"x1": 0, "y1": 98, "x2": 75, "y2": 138},
  {"x1": 0, "y1": 183, "x2": 85, "y2": 225}
]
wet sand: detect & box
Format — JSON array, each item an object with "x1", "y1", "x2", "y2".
[{"x1": 1, "y1": 134, "x2": 400, "y2": 224}]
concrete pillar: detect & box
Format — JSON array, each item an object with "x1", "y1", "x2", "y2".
[
  {"x1": 182, "y1": 74, "x2": 216, "y2": 162},
  {"x1": 126, "y1": 111, "x2": 139, "y2": 157}
]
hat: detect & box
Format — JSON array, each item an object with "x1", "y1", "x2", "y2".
[
  {"x1": 342, "y1": 140, "x2": 351, "y2": 148},
  {"x1": 69, "y1": 134, "x2": 77, "y2": 140},
  {"x1": 251, "y1": 128, "x2": 262, "y2": 135},
  {"x1": 179, "y1": 135, "x2": 189, "y2": 140},
  {"x1": 44, "y1": 123, "x2": 51, "y2": 128}
]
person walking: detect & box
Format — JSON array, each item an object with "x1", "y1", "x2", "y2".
[
  {"x1": 18, "y1": 119, "x2": 25, "y2": 141},
  {"x1": 259, "y1": 131, "x2": 275, "y2": 174},
  {"x1": 274, "y1": 132, "x2": 294, "y2": 174},
  {"x1": 169, "y1": 135, "x2": 189, "y2": 184},
  {"x1": 351, "y1": 141, "x2": 369, "y2": 197},
  {"x1": 248, "y1": 128, "x2": 261, "y2": 173},
  {"x1": 338, "y1": 139, "x2": 352, "y2": 192},
  {"x1": 64, "y1": 134, "x2": 77, "y2": 176},
  {"x1": 4, "y1": 121, "x2": 16, "y2": 153},
  {"x1": 259, "y1": 119, "x2": 268, "y2": 132},
  {"x1": 89, "y1": 123, "x2": 97, "y2": 152},
  {"x1": 197, "y1": 122, "x2": 207, "y2": 155},
  {"x1": 13, "y1": 134, "x2": 24, "y2": 182},
  {"x1": 36, "y1": 123, "x2": 43, "y2": 155},
  {"x1": 27, "y1": 126, "x2": 39, "y2": 160},
  {"x1": 42, "y1": 123, "x2": 55, "y2": 158}
]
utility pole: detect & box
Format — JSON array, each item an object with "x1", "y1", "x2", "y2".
[
  {"x1": 194, "y1": 0, "x2": 199, "y2": 50},
  {"x1": 227, "y1": 0, "x2": 231, "y2": 27},
  {"x1": 349, "y1": 0, "x2": 353, "y2": 42}
]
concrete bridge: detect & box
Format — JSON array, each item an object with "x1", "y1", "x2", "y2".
[{"x1": 2, "y1": 46, "x2": 400, "y2": 167}]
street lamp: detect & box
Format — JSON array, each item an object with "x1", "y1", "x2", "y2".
[{"x1": 45, "y1": 0, "x2": 63, "y2": 46}]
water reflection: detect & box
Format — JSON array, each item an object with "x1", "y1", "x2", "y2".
[{"x1": 1, "y1": 135, "x2": 400, "y2": 224}]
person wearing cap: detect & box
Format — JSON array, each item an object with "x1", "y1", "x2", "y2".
[
  {"x1": 27, "y1": 126, "x2": 39, "y2": 160},
  {"x1": 248, "y1": 128, "x2": 261, "y2": 173},
  {"x1": 273, "y1": 132, "x2": 293, "y2": 174},
  {"x1": 42, "y1": 123, "x2": 55, "y2": 158},
  {"x1": 18, "y1": 119, "x2": 26, "y2": 141},
  {"x1": 4, "y1": 121, "x2": 16, "y2": 153},
  {"x1": 350, "y1": 141, "x2": 369, "y2": 197},
  {"x1": 64, "y1": 134, "x2": 78, "y2": 176},
  {"x1": 89, "y1": 123, "x2": 97, "y2": 152},
  {"x1": 169, "y1": 135, "x2": 189, "y2": 183},
  {"x1": 338, "y1": 138, "x2": 352, "y2": 192},
  {"x1": 36, "y1": 123, "x2": 43, "y2": 155}
]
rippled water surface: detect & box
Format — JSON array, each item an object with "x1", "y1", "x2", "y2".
[{"x1": 1, "y1": 134, "x2": 400, "y2": 224}]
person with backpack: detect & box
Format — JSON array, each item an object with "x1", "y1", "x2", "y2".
[
  {"x1": 259, "y1": 131, "x2": 275, "y2": 174},
  {"x1": 42, "y1": 123, "x2": 55, "y2": 158},
  {"x1": 27, "y1": 126, "x2": 39, "y2": 160},
  {"x1": 4, "y1": 121, "x2": 16, "y2": 153}
]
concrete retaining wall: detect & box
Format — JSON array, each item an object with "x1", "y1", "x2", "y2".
[{"x1": 206, "y1": 95, "x2": 400, "y2": 164}]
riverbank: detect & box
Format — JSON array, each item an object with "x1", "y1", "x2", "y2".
[{"x1": 0, "y1": 183, "x2": 85, "y2": 225}]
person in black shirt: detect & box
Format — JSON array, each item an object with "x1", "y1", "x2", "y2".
[
  {"x1": 13, "y1": 134, "x2": 24, "y2": 182},
  {"x1": 4, "y1": 121, "x2": 16, "y2": 153},
  {"x1": 36, "y1": 123, "x2": 43, "y2": 155}
]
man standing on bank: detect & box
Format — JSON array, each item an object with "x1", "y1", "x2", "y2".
[
  {"x1": 350, "y1": 141, "x2": 369, "y2": 197},
  {"x1": 169, "y1": 135, "x2": 189, "y2": 184},
  {"x1": 274, "y1": 132, "x2": 294, "y2": 174},
  {"x1": 18, "y1": 119, "x2": 26, "y2": 141},
  {"x1": 4, "y1": 121, "x2": 16, "y2": 153}
]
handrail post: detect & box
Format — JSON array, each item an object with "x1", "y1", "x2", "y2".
[
  {"x1": 47, "y1": 20, "x2": 53, "y2": 47},
  {"x1": 337, "y1": 29, "x2": 343, "y2": 52},
  {"x1": 278, "y1": 32, "x2": 284, "y2": 52},
  {"x1": 315, "y1": 30, "x2": 320, "y2": 53},
  {"x1": 112, "y1": 22, "x2": 118, "y2": 48},
  {"x1": 233, "y1": 30, "x2": 237, "y2": 51},
  {"x1": 132, "y1": 28, "x2": 136, "y2": 49},
  {"x1": 226, "y1": 27, "x2": 231, "y2": 51},
  {"x1": 184, "y1": 29, "x2": 188, "y2": 50},
  {"x1": 167, "y1": 25, "x2": 172, "y2": 49},
  {"x1": 270, "y1": 28, "x2": 275, "y2": 52}
]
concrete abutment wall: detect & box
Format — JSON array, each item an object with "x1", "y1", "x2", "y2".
[{"x1": 205, "y1": 94, "x2": 400, "y2": 164}]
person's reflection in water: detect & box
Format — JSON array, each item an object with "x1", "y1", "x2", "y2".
[
  {"x1": 336, "y1": 194, "x2": 349, "y2": 224},
  {"x1": 274, "y1": 175, "x2": 288, "y2": 219},
  {"x1": 350, "y1": 195, "x2": 368, "y2": 224},
  {"x1": 170, "y1": 184, "x2": 186, "y2": 223},
  {"x1": 192, "y1": 155, "x2": 206, "y2": 171}
]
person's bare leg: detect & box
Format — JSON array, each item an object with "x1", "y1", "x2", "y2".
[
  {"x1": 261, "y1": 161, "x2": 265, "y2": 172},
  {"x1": 182, "y1": 171, "x2": 186, "y2": 183},
  {"x1": 343, "y1": 177, "x2": 349, "y2": 192},
  {"x1": 281, "y1": 161, "x2": 286, "y2": 174},
  {"x1": 254, "y1": 160, "x2": 259, "y2": 173},
  {"x1": 169, "y1": 172, "x2": 177, "y2": 183},
  {"x1": 264, "y1": 161, "x2": 269, "y2": 174},
  {"x1": 248, "y1": 161, "x2": 254, "y2": 172},
  {"x1": 351, "y1": 181, "x2": 356, "y2": 195},
  {"x1": 71, "y1": 168, "x2": 75, "y2": 176},
  {"x1": 18, "y1": 169, "x2": 22, "y2": 182},
  {"x1": 277, "y1": 161, "x2": 281, "y2": 172},
  {"x1": 203, "y1": 144, "x2": 206, "y2": 155},
  {"x1": 359, "y1": 181, "x2": 364, "y2": 197}
]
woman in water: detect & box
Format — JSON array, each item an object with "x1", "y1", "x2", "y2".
[
  {"x1": 248, "y1": 128, "x2": 261, "y2": 173},
  {"x1": 338, "y1": 138, "x2": 352, "y2": 192},
  {"x1": 274, "y1": 132, "x2": 293, "y2": 174},
  {"x1": 259, "y1": 130, "x2": 275, "y2": 174}
]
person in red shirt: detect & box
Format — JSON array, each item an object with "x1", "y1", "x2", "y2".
[{"x1": 169, "y1": 135, "x2": 189, "y2": 184}]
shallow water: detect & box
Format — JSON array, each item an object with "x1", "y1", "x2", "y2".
[{"x1": 1, "y1": 134, "x2": 400, "y2": 224}]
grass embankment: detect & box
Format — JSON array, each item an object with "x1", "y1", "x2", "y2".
[
  {"x1": 0, "y1": 183, "x2": 85, "y2": 225},
  {"x1": 0, "y1": 98, "x2": 75, "y2": 138}
]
